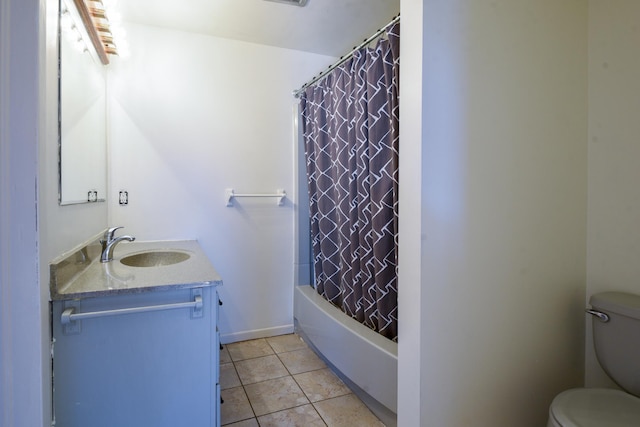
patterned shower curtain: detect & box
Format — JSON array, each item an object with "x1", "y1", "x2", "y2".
[{"x1": 300, "y1": 21, "x2": 399, "y2": 342}]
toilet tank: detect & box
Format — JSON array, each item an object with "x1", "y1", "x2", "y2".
[{"x1": 590, "y1": 291, "x2": 640, "y2": 397}]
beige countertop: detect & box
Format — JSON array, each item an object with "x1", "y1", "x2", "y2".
[{"x1": 50, "y1": 239, "x2": 222, "y2": 300}]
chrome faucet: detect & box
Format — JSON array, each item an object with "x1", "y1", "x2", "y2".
[{"x1": 100, "y1": 226, "x2": 135, "y2": 263}]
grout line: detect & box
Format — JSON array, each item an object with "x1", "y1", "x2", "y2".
[
  {"x1": 226, "y1": 337, "x2": 275, "y2": 363},
  {"x1": 223, "y1": 334, "x2": 384, "y2": 426},
  {"x1": 230, "y1": 354, "x2": 318, "y2": 422},
  {"x1": 310, "y1": 400, "x2": 331, "y2": 427},
  {"x1": 235, "y1": 356, "x2": 290, "y2": 387},
  {"x1": 240, "y1": 382, "x2": 258, "y2": 424}
]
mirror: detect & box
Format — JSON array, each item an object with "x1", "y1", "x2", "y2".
[{"x1": 58, "y1": 0, "x2": 107, "y2": 205}]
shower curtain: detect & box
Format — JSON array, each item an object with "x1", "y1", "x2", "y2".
[{"x1": 300, "y1": 20, "x2": 399, "y2": 342}]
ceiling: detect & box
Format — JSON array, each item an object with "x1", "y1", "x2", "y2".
[{"x1": 116, "y1": 0, "x2": 400, "y2": 57}]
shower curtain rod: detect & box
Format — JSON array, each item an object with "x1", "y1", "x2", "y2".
[{"x1": 293, "y1": 14, "x2": 400, "y2": 98}]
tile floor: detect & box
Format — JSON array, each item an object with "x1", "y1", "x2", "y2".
[{"x1": 220, "y1": 333, "x2": 385, "y2": 427}]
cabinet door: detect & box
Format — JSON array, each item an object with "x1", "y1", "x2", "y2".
[{"x1": 52, "y1": 287, "x2": 218, "y2": 427}]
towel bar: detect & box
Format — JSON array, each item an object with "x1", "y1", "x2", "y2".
[{"x1": 225, "y1": 188, "x2": 286, "y2": 207}]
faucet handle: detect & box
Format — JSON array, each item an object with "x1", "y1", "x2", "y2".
[{"x1": 103, "y1": 226, "x2": 124, "y2": 242}]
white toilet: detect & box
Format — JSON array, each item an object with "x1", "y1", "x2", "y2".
[{"x1": 548, "y1": 292, "x2": 640, "y2": 426}]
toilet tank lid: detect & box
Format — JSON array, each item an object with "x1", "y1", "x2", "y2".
[{"x1": 590, "y1": 292, "x2": 640, "y2": 320}]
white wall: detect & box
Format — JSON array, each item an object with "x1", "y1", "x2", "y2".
[
  {"x1": 1, "y1": 0, "x2": 107, "y2": 425},
  {"x1": 107, "y1": 23, "x2": 334, "y2": 342},
  {"x1": 0, "y1": 1, "x2": 44, "y2": 425},
  {"x1": 586, "y1": 0, "x2": 640, "y2": 388},
  {"x1": 399, "y1": 1, "x2": 588, "y2": 425},
  {"x1": 397, "y1": 0, "x2": 425, "y2": 425}
]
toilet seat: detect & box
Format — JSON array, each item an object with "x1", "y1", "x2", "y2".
[{"x1": 549, "y1": 388, "x2": 640, "y2": 427}]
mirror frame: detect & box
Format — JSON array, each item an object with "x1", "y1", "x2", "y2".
[{"x1": 57, "y1": 0, "x2": 108, "y2": 206}]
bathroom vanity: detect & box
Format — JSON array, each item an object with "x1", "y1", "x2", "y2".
[{"x1": 50, "y1": 238, "x2": 222, "y2": 427}]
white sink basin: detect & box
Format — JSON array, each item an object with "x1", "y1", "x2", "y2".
[{"x1": 120, "y1": 250, "x2": 191, "y2": 268}]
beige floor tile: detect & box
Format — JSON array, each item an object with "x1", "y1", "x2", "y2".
[
  {"x1": 220, "y1": 386, "x2": 255, "y2": 426},
  {"x1": 226, "y1": 338, "x2": 274, "y2": 361},
  {"x1": 293, "y1": 368, "x2": 351, "y2": 402},
  {"x1": 235, "y1": 354, "x2": 289, "y2": 385},
  {"x1": 220, "y1": 362, "x2": 241, "y2": 390},
  {"x1": 266, "y1": 333, "x2": 308, "y2": 354},
  {"x1": 278, "y1": 347, "x2": 326, "y2": 374},
  {"x1": 223, "y1": 419, "x2": 259, "y2": 427},
  {"x1": 257, "y1": 404, "x2": 327, "y2": 427},
  {"x1": 244, "y1": 376, "x2": 309, "y2": 417},
  {"x1": 313, "y1": 394, "x2": 384, "y2": 427},
  {"x1": 220, "y1": 345, "x2": 232, "y2": 364}
]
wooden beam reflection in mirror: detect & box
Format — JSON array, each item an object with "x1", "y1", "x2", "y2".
[{"x1": 72, "y1": 0, "x2": 110, "y2": 65}]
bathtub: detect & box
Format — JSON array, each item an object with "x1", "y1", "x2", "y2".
[
  {"x1": 292, "y1": 107, "x2": 397, "y2": 426},
  {"x1": 294, "y1": 284, "x2": 397, "y2": 427}
]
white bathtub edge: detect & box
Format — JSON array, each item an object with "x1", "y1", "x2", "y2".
[{"x1": 294, "y1": 285, "x2": 398, "y2": 417}]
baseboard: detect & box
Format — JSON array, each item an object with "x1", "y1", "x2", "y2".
[{"x1": 220, "y1": 324, "x2": 294, "y2": 344}]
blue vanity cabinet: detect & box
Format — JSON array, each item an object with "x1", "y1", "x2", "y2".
[{"x1": 51, "y1": 286, "x2": 220, "y2": 427}]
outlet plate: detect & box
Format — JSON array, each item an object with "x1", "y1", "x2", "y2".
[{"x1": 119, "y1": 191, "x2": 128, "y2": 205}]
